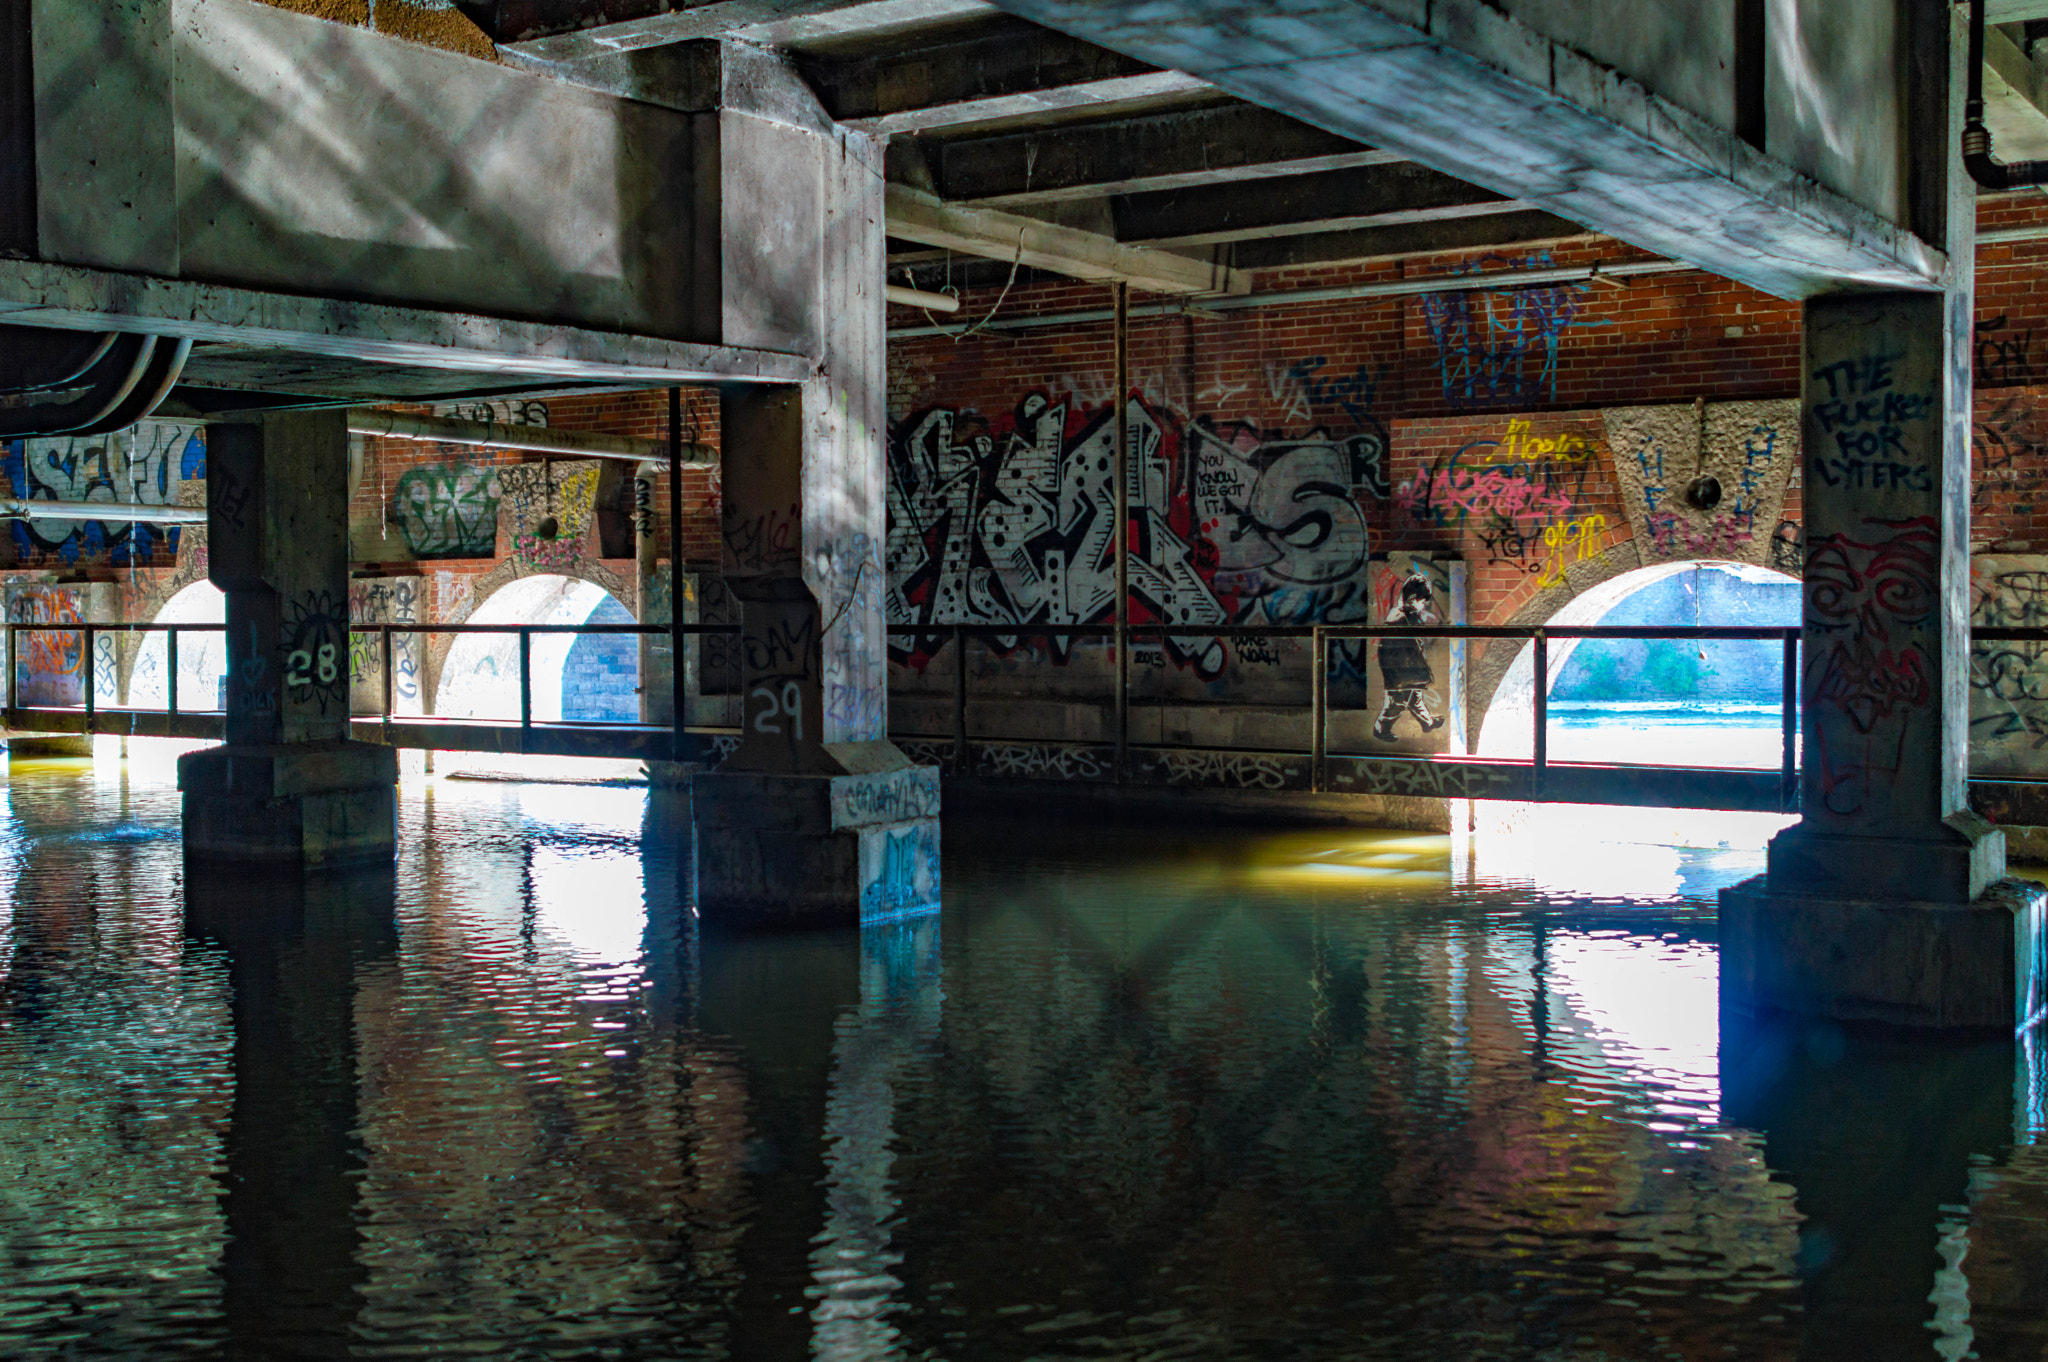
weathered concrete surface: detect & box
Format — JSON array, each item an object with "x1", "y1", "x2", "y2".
[
  {"x1": 1721, "y1": 873, "x2": 2046, "y2": 1032},
  {"x1": 694, "y1": 759, "x2": 940, "y2": 925},
  {"x1": 180, "y1": 410, "x2": 397, "y2": 866},
  {"x1": 983, "y1": 0, "x2": 1942, "y2": 298}
]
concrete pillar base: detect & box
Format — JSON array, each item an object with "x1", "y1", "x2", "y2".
[
  {"x1": 5, "y1": 734, "x2": 94, "y2": 758},
  {"x1": 1720, "y1": 874, "x2": 2048, "y2": 1032},
  {"x1": 693, "y1": 761, "x2": 939, "y2": 928},
  {"x1": 179, "y1": 741, "x2": 399, "y2": 868},
  {"x1": 1766, "y1": 813, "x2": 2007, "y2": 903}
]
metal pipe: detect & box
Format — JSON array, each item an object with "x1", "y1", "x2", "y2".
[
  {"x1": 886, "y1": 284, "x2": 962, "y2": 313},
  {"x1": 0, "y1": 498, "x2": 206, "y2": 524},
  {"x1": 348, "y1": 409, "x2": 717, "y2": 468},
  {"x1": 888, "y1": 259, "x2": 1695, "y2": 339},
  {"x1": 1965, "y1": 0, "x2": 2048, "y2": 189},
  {"x1": 1112, "y1": 282, "x2": 1130, "y2": 782}
]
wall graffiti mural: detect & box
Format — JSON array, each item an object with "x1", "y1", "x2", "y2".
[
  {"x1": 1970, "y1": 556, "x2": 2048, "y2": 776},
  {"x1": 884, "y1": 393, "x2": 1388, "y2": 682},
  {"x1": 2, "y1": 422, "x2": 204, "y2": 565},
  {"x1": 1396, "y1": 422, "x2": 1592, "y2": 589},
  {"x1": 1604, "y1": 400, "x2": 1800, "y2": 570},
  {"x1": 499, "y1": 462, "x2": 601, "y2": 571},
  {"x1": 348, "y1": 576, "x2": 425, "y2": 716},
  {"x1": 1804, "y1": 516, "x2": 1939, "y2": 815},
  {"x1": 1419, "y1": 257, "x2": 1604, "y2": 408},
  {"x1": 6, "y1": 584, "x2": 86, "y2": 707},
  {"x1": 282, "y1": 589, "x2": 349, "y2": 718},
  {"x1": 392, "y1": 463, "x2": 502, "y2": 558}
]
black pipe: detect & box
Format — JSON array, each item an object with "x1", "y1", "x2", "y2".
[{"x1": 1966, "y1": 0, "x2": 2048, "y2": 188}]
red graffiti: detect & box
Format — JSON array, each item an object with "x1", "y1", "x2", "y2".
[
  {"x1": 1394, "y1": 464, "x2": 1574, "y2": 530},
  {"x1": 1806, "y1": 516, "x2": 1938, "y2": 734},
  {"x1": 9, "y1": 588, "x2": 84, "y2": 678}
]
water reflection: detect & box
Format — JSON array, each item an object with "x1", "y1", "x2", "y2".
[{"x1": 0, "y1": 757, "x2": 2044, "y2": 1359}]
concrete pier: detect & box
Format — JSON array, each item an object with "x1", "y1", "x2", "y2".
[{"x1": 179, "y1": 411, "x2": 397, "y2": 868}]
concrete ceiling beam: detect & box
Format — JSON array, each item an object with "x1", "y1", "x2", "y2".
[
  {"x1": 489, "y1": 0, "x2": 989, "y2": 61},
  {"x1": 935, "y1": 104, "x2": 1405, "y2": 207},
  {"x1": 980, "y1": 0, "x2": 1944, "y2": 299},
  {"x1": 802, "y1": 16, "x2": 1208, "y2": 134},
  {"x1": 1110, "y1": 162, "x2": 1527, "y2": 249},
  {"x1": 0, "y1": 260, "x2": 815, "y2": 390},
  {"x1": 1230, "y1": 208, "x2": 1596, "y2": 270},
  {"x1": 883, "y1": 184, "x2": 1243, "y2": 293},
  {"x1": 1983, "y1": 22, "x2": 2048, "y2": 162}
]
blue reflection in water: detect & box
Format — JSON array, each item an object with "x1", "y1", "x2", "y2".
[{"x1": 0, "y1": 759, "x2": 2038, "y2": 1361}]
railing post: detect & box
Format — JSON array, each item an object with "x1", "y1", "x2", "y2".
[
  {"x1": 518, "y1": 628, "x2": 532, "y2": 734},
  {"x1": 1311, "y1": 625, "x2": 1327, "y2": 793},
  {"x1": 82, "y1": 625, "x2": 94, "y2": 725},
  {"x1": 1780, "y1": 631, "x2": 1799, "y2": 811},
  {"x1": 1532, "y1": 629, "x2": 1548, "y2": 800},
  {"x1": 3, "y1": 620, "x2": 14, "y2": 713},
  {"x1": 667, "y1": 386, "x2": 687, "y2": 762},
  {"x1": 381, "y1": 624, "x2": 395, "y2": 732},
  {"x1": 167, "y1": 627, "x2": 179, "y2": 717},
  {"x1": 952, "y1": 623, "x2": 968, "y2": 774}
]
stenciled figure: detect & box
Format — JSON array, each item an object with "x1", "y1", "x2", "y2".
[{"x1": 1373, "y1": 568, "x2": 1446, "y2": 742}]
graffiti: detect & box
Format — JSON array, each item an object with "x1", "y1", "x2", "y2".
[
  {"x1": 1970, "y1": 559, "x2": 2048, "y2": 774},
  {"x1": 1336, "y1": 758, "x2": 1516, "y2": 800},
  {"x1": 392, "y1": 463, "x2": 502, "y2": 558},
  {"x1": 884, "y1": 390, "x2": 1400, "y2": 683},
  {"x1": 1149, "y1": 749, "x2": 1294, "y2": 790},
  {"x1": 1395, "y1": 450, "x2": 1579, "y2": 531},
  {"x1": 1533, "y1": 515, "x2": 1606, "y2": 590},
  {"x1": 1606, "y1": 401, "x2": 1799, "y2": 569},
  {"x1": 1806, "y1": 517, "x2": 1938, "y2": 814},
  {"x1": 724, "y1": 505, "x2": 800, "y2": 575},
  {"x1": 7, "y1": 587, "x2": 85, "y2": 706},
  {"x1": 833, "y1": 769, "x2": 941, "y2": 825},
  {"x1": 435, "y1": 398, "x2": 549, "y2": 427},
  {"x1": 1262, "y1": 356, "x2": 1391, "y2": 471},
  {"x1": 1372, "y1": 566, "x2": 1445, "y2": 742},
  {"x1": 500, "y1": 462, "x2": 600, "y2": 571},
  {"x1": 979, "y1": 743, "x2": 1109, "y2": 781},
  {"x1": 1769, "y1": 519, "x2": 1805, "y2": 573},
  {"x1": 1419, "y1": 257, "x2": 1602, "y2": 407},
  {"x1": 859, "y1": 821, "x2": 940, "y2": 921},
  {"x1": 209, "y1": 460, "x2": 251, "y2": 534},
  {"x1": 282, "y1": 589, "x2": 349, "y2": 716},
  {"x1": 4, "y1": 423, "x2": 202, "y2": 565},
  {"x1": 1977, "y1": 314, "x2": 2036, "y2": 387},
  {"x1": 1645, "y1": 510, "x2": 1752, "y2": 559}
]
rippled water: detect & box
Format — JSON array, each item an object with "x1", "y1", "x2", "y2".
[{"x1": 1, "y1": 751, "x2": 2045, "y2": 1361}]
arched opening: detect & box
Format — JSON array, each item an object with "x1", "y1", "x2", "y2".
[
  {"x1": 128, "y1": 582, "x2": 229, "y2": 714},
  {"x1": 434, "y1": 574, "x2": 642, "y2": 783},
  {"x1": 1473, "y1": 561, "x2": 1802, "y2": 893},
  {"x1": 124, "y1": 581, "x2": 230, "y2": 771}
]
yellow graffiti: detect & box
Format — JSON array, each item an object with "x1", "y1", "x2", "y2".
[
  {"x1": 1475, "y1": 418, "x2": 1595, "y2": 465},
  {"x1": 1534, "y1": 515, "x2": 1607, "y2": 590}
]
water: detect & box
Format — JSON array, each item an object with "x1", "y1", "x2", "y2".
[{"x1": 1, "y1": 753, "x2": 2044, "y2": 1361}]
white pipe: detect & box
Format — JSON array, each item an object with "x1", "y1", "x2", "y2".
[
  {"x1": 886, "y1": 284, "x2": 962, "y2": 313},
  {"x1": 348, "y1": 409, "x2": 717, "y2": 467},
  {"x1": 0, "y1": 498, "x2": 206, "y2": 524}
]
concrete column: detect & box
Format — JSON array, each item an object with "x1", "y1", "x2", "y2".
[
  {"x1": 178, "y1": 410, "x2": 397, "y2": 867},
  {"x1": 689, "y1": 114, "x2": 938, "y2": 926}
]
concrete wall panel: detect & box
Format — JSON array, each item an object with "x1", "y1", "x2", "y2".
[
  {"x1": 1500, "y1": 0, "x2": 1737, "y2": 131},
  {"x1": 171, "y1": 0, "x2": 696, "y2": 335},
  {"x1": 1765, "y1": 0, "x2": 1903, "y2": 222}
]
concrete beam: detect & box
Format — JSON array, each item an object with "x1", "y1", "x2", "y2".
[
  {"x1": 883, "y1": 183, "x2": 1241, "y2": 293},
  {"x1": 1111, "y1": 163, "x2": 1525, "y2": 249},
  {"x1": 495, "y1": 0, "x2": 991, "y2": 61},
  {"x1": 0, "y1": 259, "x2": 814, "y2": 388},
  {"x1": 803, "y1": 16, "x2": 1208, "y2": 135},
  {"x1": 982, "y1": 0, "x2": 1944, "y2": 299},
  {"x1": 1231, "y1": 208, "x2": 1595, "y2": 270},
  {"x1": 1989, "y1": 0, "x2": 2048, "y2": 19},
  {"x1": 937, "y1": 104, "x2": 1404, "y2": 208}
]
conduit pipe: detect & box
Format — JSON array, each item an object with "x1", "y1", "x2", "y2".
[
  {"x1": 347, "y1": 409, "x2": 717, "y2": 467},
  {"x1": 885, "y1": 284, "x2": 961, "y2": 312},
  {"x1": 0, "y1": 498, "x2": 207, "y2": 524},
  {"x1": 886, "y1": 259, "x2": 1693, "y2": 339}
]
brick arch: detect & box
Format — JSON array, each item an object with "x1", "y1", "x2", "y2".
[
  {"x1": 423, "y1": 555, "x2": 632, "y2": 715},
  {"x1": 1464, "y1": 544, "x2": 1801, "y2": 751}
]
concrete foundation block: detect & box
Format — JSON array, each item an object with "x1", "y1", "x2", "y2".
[
  {"x1": 179, "y1": 741, "x2": 399, "y2": 868},
  {"x1": 1720, "y1": 874, "x2": 2047, "y2": 1032},
  {"x1": 692, "y1": 765, "x2": 940, "y2": 927},
  {"x1": 1767, "y1": 817, "x2": 2006, "y2": 904}
]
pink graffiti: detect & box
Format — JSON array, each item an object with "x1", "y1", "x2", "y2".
[
  {"x1": 1645, "y1": 510, "x2": 1754, "y2": 558},
  {"x1": 1395, "y1": 465, "x2": 1573, "y2": 529}
]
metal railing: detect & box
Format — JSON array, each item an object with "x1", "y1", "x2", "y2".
[
  {"x1": 920, "y1": 620, "x2": 1805, "y2": 800},
  {"x1": 2, "y1": 618, "x2": 740, "y2": 742}
]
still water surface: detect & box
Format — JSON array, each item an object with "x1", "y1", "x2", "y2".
[{"x1": 1, "y1": 753, "x2": 2045, "y2": 1361}]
